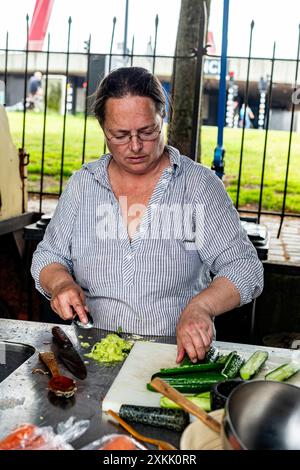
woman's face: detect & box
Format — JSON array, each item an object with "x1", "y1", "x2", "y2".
[{"x1": 103, "y1": 95, "x2": 165, "y2": 175}]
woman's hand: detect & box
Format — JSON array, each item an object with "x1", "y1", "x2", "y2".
[
  {"x1": 176, "y1": 278, "x2": 241, "y2": 363},
  {"x1": 50, "y1": 280, "x2": 89, "y2": 324},
  {"x1": 40, "y1": 263, "x2": 89, "y2": 324},
  {"x1": 176, "y1": 303, "x2": 214, "y2": 364}
]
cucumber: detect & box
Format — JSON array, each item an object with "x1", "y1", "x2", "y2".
[
  {"x1": 180, "y1": 355, "x2": 193, "y2": 367},
  {"x1": 205, "y1": 346, "x2": 220, "y2": 363},
  {"x1": 221, "y1": 351, "x2": 244, "y2": 379},
  {"x1": 179, "y1": 346, "x2": 219, "y2": 366},
  {"x1": 239, "y1": 351, "x2": 269, "y2": 380},
  {"x1": 265, "y1": 362, "x2": 300, "y2": 382},
  {"x1": 118, "y1": 404, "x2": 189, "y2": 432},
  {"x1": 216, "y1": 353, "x2": 230, "y2": 365},
  {"x1": 147, "y1": 372, "x2": 225, "y2": 393},
  {"x1": 154, "y1": 362, "x2": 223, "y2": 377},
  {"x1": 160, "y1": 392, "x2": 211, "y2": 411}
]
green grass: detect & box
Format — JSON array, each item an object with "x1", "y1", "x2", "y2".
[
  {"x1": 7, "y1": 111, "x2": 300, "y2": 213},
  {"x1": 201, "y1": 127, "x2": 300, "y2": 213},
  {"x1": 8, "y1": 111, "x2": 105, "y2": 193}
]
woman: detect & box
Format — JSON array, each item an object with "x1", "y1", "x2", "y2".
[{"x1": 31, "y1": 67, "x2": 263, "y2": 363}]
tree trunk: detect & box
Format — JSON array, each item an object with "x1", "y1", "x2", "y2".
[{"x1": 168, "y1": 0, "x2": 210, "y2": 162}]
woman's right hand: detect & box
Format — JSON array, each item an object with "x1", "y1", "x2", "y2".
[{"x1": 50, "y1": 280, "x2": 89, "y2": 324}]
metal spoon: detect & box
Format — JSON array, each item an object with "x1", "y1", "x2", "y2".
[
  {"x1": 39, "y1": 351, "x2": 77, "y2": 398},
  {"x1": 107, "y1": 409, "x2": 177, "y2": 450},
  {"x1": 150, "y1": 377, "x2": 221, "y2": 434}
]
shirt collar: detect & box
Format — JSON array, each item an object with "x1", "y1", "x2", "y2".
[
  {"x1": 83, "y1": 153, "x2": 112, "y2": 189},
  {"x1": 166, "y1": 145, "x2": 182, "y2": 176},
  {"x1": 83, "y1": 145, "x2": 182, "y2": 187}
]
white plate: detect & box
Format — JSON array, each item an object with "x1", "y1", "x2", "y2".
[{"x1": 180, "y1": 409, "x2": 224, "y2": 450}]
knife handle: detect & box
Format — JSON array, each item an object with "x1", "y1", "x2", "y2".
[
  {"x1": 52, "y1": 326, "x2": 73, "y2": 347},
  {"x1": 39, "y1": 351, "x2": 60, "y2": 377}
]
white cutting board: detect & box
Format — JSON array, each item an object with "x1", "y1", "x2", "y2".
[
  {"x1": 102, "y1": 341, "x2": 177, "y2": 413},
  {"x1": 102, "y1": 340, "x2": 300, "y2": 414}
]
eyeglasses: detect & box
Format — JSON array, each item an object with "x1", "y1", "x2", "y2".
[{"x1": 104, "y1": 123, "x2": 162, "y2": 145}]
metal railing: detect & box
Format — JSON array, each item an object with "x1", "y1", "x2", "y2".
[{"x1": 1, "y1": 16, "x2": 300, "y2": 237}]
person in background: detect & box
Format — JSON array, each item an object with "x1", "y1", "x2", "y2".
[
  {"x1": 27, "y1": 71, "x2": 43, "y2": 111},
  {"x1": 233, "y1": 100, "x2": 240, "y2": 128},
  {"x1": 239, "y1": 103, "x2": 255, "y2": 129},
  {"x1": 31, "y1": 67, "x2": 263, "y2": 363}
]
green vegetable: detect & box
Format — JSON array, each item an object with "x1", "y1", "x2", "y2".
[
  {"x1": 216, "y1": 353, "x2": 230, "y2": 364},
  {"x1": 80, "y1": 342, "x2": 90, "y2": 349},
  {"x1": 116, "y1": 326, "x2": 123, "y2": 337},
  {"x1": 205, "y1": 347, "x2": 220, "y2": 363},
  {"x1": 147, "y1": 372, "x2": 225, "y2": 393},
  {"x1": 179, "y1": 355, "x2": 193, "y2": 367},
  {"x1": 221, "y1": 351, "x2": 244, "y2": 379},
  {"x1": 84, "y1": 333, "x2": 133, "y2": 363},
  {"x1": 160, "y1": 392, "x2": 211, "y2": 411},
  {"x1": 265, "y1": 362, "x2": 300, "y2": 382},
  {"x1": 239, "y1": 351, "x2": 269, "y2": 380},
  {"x1": 154, "y1": 362, "x2": 223, "y2": 377},
  {"x1": 119, "y1": 404, "x2": 189, "y2": 432},
  {"x1": 179, "y1": 346, "x2": 219, "y2": 367}
]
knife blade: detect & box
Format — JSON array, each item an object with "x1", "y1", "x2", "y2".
[{"x1": 52, "y1": 326, "x2": 87, "y2": 380}]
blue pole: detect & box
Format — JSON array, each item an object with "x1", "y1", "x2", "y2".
[{"x1": 212, "y1": 0, "x2": 230, "y2": 179}]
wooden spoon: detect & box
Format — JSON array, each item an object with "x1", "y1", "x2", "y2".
[
  {"x1": 39, "y1": 352, "x2": 77, "y2": 398},
  {"x1": 107, "y1": 409, "x2": 177, "y2": 450},
  {"x1": 150, "y1": 377, "x2": 221, "y2": 434}
]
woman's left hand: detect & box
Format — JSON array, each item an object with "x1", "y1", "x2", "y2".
[{"x1": 176, "y1": 304, "x2": 214, "y2": 364}]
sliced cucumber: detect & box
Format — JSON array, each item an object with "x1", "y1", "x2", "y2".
[
  {"x1": 160, "y1": 392, "x2": 211, "y2": 411},
  {"x1": 221, "y1": 351, "x2": 244, "y2": 379},
  {"x1": 265, "y1": 362, "x2": 300, "y2": 382},
  {"x1": 239, "y1": 351, "x2": 269, "y2": 380},
  {"x1": 205, "y1": 346, "x2": 220, "y2": 363},
  {"x1": 216, "y1": 353, "x2": 230, "y2": 365}
]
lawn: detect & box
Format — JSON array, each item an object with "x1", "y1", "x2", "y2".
[{"x1": 7, "y1": 111, "x2": 300, "y2": 213}]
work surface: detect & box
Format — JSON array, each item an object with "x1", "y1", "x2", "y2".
[{"x1": 0, "y1": 319, "x2": 299, "y2": 449}]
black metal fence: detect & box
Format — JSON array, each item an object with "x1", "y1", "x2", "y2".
[{"x1": 1, "y1": 15, "x2": 300, "y2": 237}]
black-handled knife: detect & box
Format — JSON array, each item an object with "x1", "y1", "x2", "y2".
[{"x1": 52, "y1": 326, "x2": 87, "y2": 380}]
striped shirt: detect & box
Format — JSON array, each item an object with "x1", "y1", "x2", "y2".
[{"x1": 31, "y1": 145, "x2": 263, "y2": 335}]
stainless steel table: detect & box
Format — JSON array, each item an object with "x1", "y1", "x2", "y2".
[{"x1": 0, "y1": 319, "x2": 298, "y2": 449}]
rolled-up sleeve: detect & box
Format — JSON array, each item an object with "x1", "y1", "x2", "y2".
[
  {"x1": 31, "y1": 172, "x2": 81, "y2": 298},
  {"x1": 195, "y1": 169, "x2": 264, "y2": 305}
]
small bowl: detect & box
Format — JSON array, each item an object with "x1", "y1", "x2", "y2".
[{"x1": 211, "y1": 379, "x2": 245, "y2": 410}]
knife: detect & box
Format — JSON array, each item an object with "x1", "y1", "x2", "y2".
[
  {"x1": 71, "y1": 306, "x2": 94, "y2": 330},
  {"x1": 52, "y1": 326, "x2": 87, "y2": 380}
]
